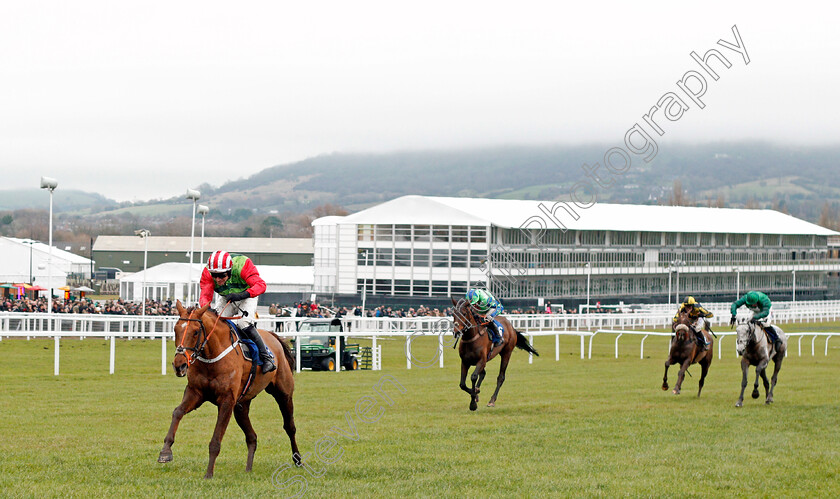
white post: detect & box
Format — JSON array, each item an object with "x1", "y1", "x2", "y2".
[
  {"x1": 734, "y1": 267, "x2": 740, "y2": 298},
  {"x1": 295, "y1": 336, "x2": 301, "y2": 373},
  {"x1": 110, "y1": 334, "x2": 115, "y2": 374},
  {"x1": 586, "y1": 263, "x2": 591, "y2": 314},
  {"x1": 54, "y1": 335, "x2": 60, "y2": 375},
  {"x1": 667, "y1": 266, "x2": 672, "y2": 306},
  {"x1": 335, "y1": 335, "x2": 341, "y2": 373},
  {"x1": 439, "y1": 332, "x2": 444, "y2": 368},
  {"x1": 555, "y1": 333, "x2": 560, "y2": 361},
  {"x1": 372, "y1": 336, "x2": 378, "y2": 370},
  {"x1": 528, "y1": 334, "x2": 533, "y2": 364},
  {"x1": 161, "y1": 335, "x2": 167, "y2": 375},
  {"x1": 792, "y1": 269, "x2": 796, "y2": 306},
  {"x1": 406, "y1": 336, "x2": 411, "y2": 369}
]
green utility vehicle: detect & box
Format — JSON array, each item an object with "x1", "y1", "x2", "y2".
[{"x1": 294, "y1": 318, "x2": 360, "y2": 371}]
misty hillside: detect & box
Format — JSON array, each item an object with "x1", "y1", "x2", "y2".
[{"x1": 3, "y1": 142, "x2": 840, "y2": 225}]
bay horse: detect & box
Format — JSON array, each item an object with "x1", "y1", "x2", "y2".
[
  {"x1": 662, "y1": 310, "x2": 713, "y2": 396},
  {"x1": 734, "y1": 321, "x2": 787, "y2": 407},
  {"x1": 157, "y1": 301, "x2": 300, "y2": 478},
  {"x1": 451, "y1": 298, "x2": 539, "y2": 411}
]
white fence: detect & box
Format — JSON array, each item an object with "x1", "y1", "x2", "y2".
[{"x1": 1, "y1": 299, "x2": 838, "y2": 375}]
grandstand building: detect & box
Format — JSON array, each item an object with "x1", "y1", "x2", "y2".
[
  {"x1": 312, "y1": 196, "x2": 840, "y2": 306},
  {"x1": 92, "y1": 236, "x2": 312, "y2": 273}
]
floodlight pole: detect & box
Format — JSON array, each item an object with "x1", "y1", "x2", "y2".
[
  {"x1": 358, "y1": 248, "x2": 368, "y2": 317},
  {"x1": 733, "y1": 267, "x2": 740, "y2": 299},
  {"x1": 135, "y1": 230, "x2": 150, "y2": 318},
  {"x1": 197, "y1": 205, "x2": 209, "y2": 269},
  {"x1": 40, "y1": 177, "x2": 57, "y2": 318},
  {"x1": 185, "y1": 189, "x2": 200, "y2": 305}
]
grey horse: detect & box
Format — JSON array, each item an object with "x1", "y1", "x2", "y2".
[{"x1": 734, "y1": 321, "x2": 787, "y2": 407}]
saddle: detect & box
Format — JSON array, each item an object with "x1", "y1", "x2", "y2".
[{"x1": 224, "y1": 320, "x2": 274, "y2": 367}]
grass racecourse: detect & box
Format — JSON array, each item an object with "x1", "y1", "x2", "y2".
[{"x1": 1, "y1": 323, "x2": 838, "y2": 498}]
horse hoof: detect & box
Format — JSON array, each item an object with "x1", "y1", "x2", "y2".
[
  {"x1": 487, "y1": 402, "x2": 495, "y2": 408},
  {"x1": 766, "y1": 399, "x2": 773, "y2": 405},
  {"x1": 158, "y1": 453, "x2": 173, "y2": 463},
  {"x1": 672, "y1": 389, "x2": 680, "y2": 395},
  {"x1": 751, "y1": 391, "x2": 759, "y2": 399},
  {"x1": 469, "y1": 401, "x2": 477, "y2": 411},
  {"x1": 204, "y1": 473, "x2": 213, "y2": 480},
  {"x1": 735, "y1": 402, "x2": 743, "y2": 408},
  {"x1": 661, "y1": 384, "x2": 668, "y2": 391}
]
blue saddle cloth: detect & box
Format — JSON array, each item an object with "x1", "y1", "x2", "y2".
[
  {"x1": 489, "y1": 320, "x2": 504, "y2": 343},
  {"x1": 225, "y1": 320, "x2": 273, "y2": 366}
]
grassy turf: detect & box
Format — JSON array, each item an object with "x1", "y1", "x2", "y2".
[{"x1": 0, "y1": 328, "x2": 838, "y2": 498}]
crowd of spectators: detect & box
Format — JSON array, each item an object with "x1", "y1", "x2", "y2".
[
  {"x1": 2, "y1": 296, "x2": 632, "y2": 317},
  {"x1": 0, "y1": 296, "x2": 175, "y2": 315}
]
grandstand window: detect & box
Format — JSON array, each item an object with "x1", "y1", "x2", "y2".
[
  {"x1": 783, "y1": 235, "x2": 811, "y2": 247},
  {"x1": 700, "y1": 233, "x2": 713, "y2": 246},
  {"x1": 452, "y1": 226, "x2": 469, "y2": 243},
  {"x1": 729, "y1": 234, "x2": 747, "y2": 247},
  {"x1": 394, "y1": 248, "x2": 411, "y2": 266},
  {"x1": 357, "y1": 224, "x2": 374, "y2": 241},
  {"x1": 413, "y1": 280, "x2": 429, "y2": 296},
  {"x1": 374, "y1": 279, "x2": 391, "y2": 295},
  {"x1": 356, "y1": 279, "x2": 373, "y2": 294},
  {"x1": 451, "y1": 281, "x2": 468, "y2": 295},
  {"x1": 375, "y1": 225, "x2": 393, "y2": 241},
  {"x1": 664, "y1": 233, "x2": 678, "y2": 246},
  {"x1": 470, "y1": 226, "x2": 487, "y2": 243},
  {"x1": 470, "y1": 249, "x2": 487, "y2": 267},
  {"x1": 680, "y1": 233, "x2": 698, "y2": 246},
  {"x1": 713, "y1": 234, "x2": 725, "y2": 247},
  {"x1": 580, "y1": 231, "x2": 606, "y2": 245},
  {"x1": 395, "y1": 225, "x2": 412, "y2": 241},
  {"x1": 641, "y1": 232, "x2": 661, "y2": 246},
  {"x1": 413, "y1": 248, "x2": 430, "y2": 267},
  {"x1": 357, "y1": 249, "x2": 373, "y2": 265},
  {"x1": 431, "y1": 280, "x2": 449, "y2": 295},
  {"x1": 432, "y1": 226, "x2": 449, "y2": 243},
  {"x1": 451, "y1": 249, "x2": 468, "y2": 268},
  {"x1": 376, "y1": 248, "x2": 393, "y2": 266},
  {"x1": 763, "y1": 234, "x2": 779, "y2": 247},
  {"x1": 432, "y1": 249, "x2": 449, "y2": 267},
  {"x1": 414, "y1": 225, "x2": 431, "y2": 242},
  {"x1": 394, "y1": 280, "x2": 411, "y2": 295},
  {"x1": 610, "y1": 231, "x2": 636, "y2": 246},
  {"x1": 815, "y1": 236, "x2": 827, "y2": 247}
]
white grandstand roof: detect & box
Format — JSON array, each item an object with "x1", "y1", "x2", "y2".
[
  {"x1": 120, "y1": 263, "x2": 313, "y2": 285},
  {"x1": 324, "y1": 195, "x2": 838, "y2": 236},
  {"x1": 94, "y1": 236, "x2": 313, "y2": 254},
  {"x1": 6, "y1": 237, "x2": 92, "y2": 264}
]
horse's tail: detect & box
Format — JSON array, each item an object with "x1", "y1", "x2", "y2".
[
  {"x1": 274, "y1": 335, "x2": 296, "y2": 373},
  {"x1": 514, "y1": 330, "x2": 539, "y2": 356}
]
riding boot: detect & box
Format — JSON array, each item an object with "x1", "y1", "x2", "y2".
[
  {"x1": 486, "y1": 320, "x2": 503, "y2": 346},
  {"x1": 695, "y1": 331, "x2": 707, "y2": 350},
  {"x1": 242, "y1": 324, "x2": 276, "y2": 373}
]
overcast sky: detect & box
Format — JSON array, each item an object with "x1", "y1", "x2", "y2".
[{"x1": 1, "y1": 1, "x2": 837, "y2": 202}]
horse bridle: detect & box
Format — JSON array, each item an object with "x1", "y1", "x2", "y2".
[
  {"x1": 175, "y1": 316, "x2": 209, "y2": 366},
  {"x1": 453, "y1": 306, "x2": 486, "y2": 344}
]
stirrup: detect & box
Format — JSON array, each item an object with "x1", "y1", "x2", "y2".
[{"x1": 260, "y1": 357, "x2": 276, "y2": 373}]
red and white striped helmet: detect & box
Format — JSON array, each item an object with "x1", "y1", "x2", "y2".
[{"x1": 207, "y1": 251, "x2": 232, "y2": 273}]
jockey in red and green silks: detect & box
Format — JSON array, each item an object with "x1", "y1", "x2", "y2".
[{"x1": 466, "y1": 288, "x2": 504, "y2": 345}]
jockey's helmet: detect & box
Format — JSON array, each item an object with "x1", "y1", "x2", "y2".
[
  {"x1": 683, "y1": 296, "x2": 697, "y2": 306},
  {"x1": 208, "y1": 251, "x2": 233, "y2": 273},
  {"x1": 745, "y1": 291, "x2": 760, "y2": 306},
  {"x1": 467, "y1": 289, "x2": 480, "y2": 305}
]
